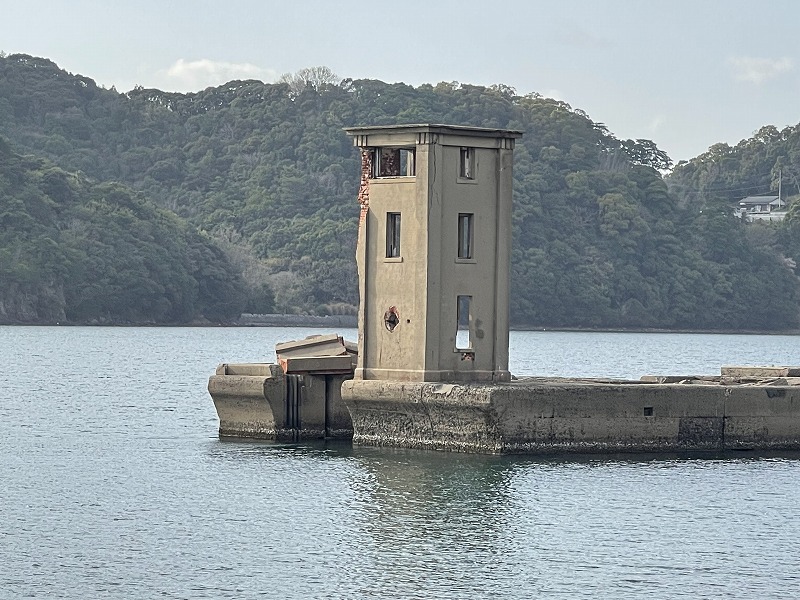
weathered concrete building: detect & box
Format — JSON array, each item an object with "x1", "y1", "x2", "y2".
[{"x1": 343, "y1": 124, "x2": 522, "y2": 383}]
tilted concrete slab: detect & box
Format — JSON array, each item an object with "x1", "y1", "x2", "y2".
[
  {"x1": 276, "y1": 334, "x2": 349, "y2": 358},
  {"x1": 279, "y1": 355, "x2": 355, "y2": 375},
  {"x1": 276, "y1": 334, "x2": 358, "y2": 372}
]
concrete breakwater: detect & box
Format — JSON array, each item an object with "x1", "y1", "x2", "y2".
[
  {"x1": 237, "y1": 313, "x2": 357, "y2": 328},
  {"x1": 342, "y1": 370, "x2": 800, "y2": 454},
  {"x1": 209, "y1": 356, "x2": 800, "y2": 454},
  {"x1": 210, "y1": 124, "x2": 800, "y2": 456}
]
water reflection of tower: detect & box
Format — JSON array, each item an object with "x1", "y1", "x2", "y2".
[{"x1": 343, "y1": 448, "x2": 521, "y2": 595}]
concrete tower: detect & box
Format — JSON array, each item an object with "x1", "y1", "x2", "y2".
[{"x1": 344, "y1": 124, "x2": 522, "y2": 383}]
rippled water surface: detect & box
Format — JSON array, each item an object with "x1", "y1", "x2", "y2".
[{"x1": 3, "y1": 326, "x2": 800, "y2": 598}]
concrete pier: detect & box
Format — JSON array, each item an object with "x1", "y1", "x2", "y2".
[
  {"x1": 341, "y1": 375, "x2": 800, "y2": 454},
  {"x1": 209, "y1": 123, "x2": 800, "y2": 456},
  {"x1": 209, "y1": 361, "x2": 800, "y2": 454}
]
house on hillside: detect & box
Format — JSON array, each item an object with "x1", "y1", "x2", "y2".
[{"x1": 735, "y1": 195, "x2": 787, "y2": 222}]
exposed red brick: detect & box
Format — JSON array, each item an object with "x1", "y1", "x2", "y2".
[{"x1": 357, "y1": 149, "x2": 371, "y2": 223}]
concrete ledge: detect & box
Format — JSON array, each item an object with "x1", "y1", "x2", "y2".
[
  {"x1": 356, "y1": 367, "x2": 511, "y2": 383},
  {"x1": 279, "y1": 355, "x2": 354, "y2": 374},
  {"x1": 722, "y1": 366, "x2": 800, "y2": 378},
  {"x1": 216, "y1": 363, "x2": 275, "y2": 376},
  {"x1": 341, "y1": 379, "x2": 800, "y2": 454},
  {"x1": 208, "y1": 363, "x2": 353, "y2": 441},
  {"x1": 208, "y1": 364, "x2": 286, "y2": 439}
]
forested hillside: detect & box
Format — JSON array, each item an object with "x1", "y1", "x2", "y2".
[
  {"x1": 2, "y1": 53, "x2": 800, "y2": 329},
  {"x1": 668, "y1": 125, "x2": 800, "y2": 208},
  {"x1": 0, "y1": 137, "x2": 246, "y2": 323}
]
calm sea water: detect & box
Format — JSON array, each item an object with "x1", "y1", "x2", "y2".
[{"x1": 2, "y1": 326, "x2": 800, "y2": 599}]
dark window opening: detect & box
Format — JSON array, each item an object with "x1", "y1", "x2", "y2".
[
  {"x1": 373, "y1": 147, "x2": 415, "y2": 177},
  {"x1": 456, "y1": 295, "x2": 472, "y2": 350},
  {"x1": 386, "y1": 212, "x2": 401, "y2": 258},
  {"x1": 459, "y1": 147, "x2": 474, "y2": 179},
  {"x1": 458, "y1": 213, "x2": 474, "y2": 259},
  {"x1": 643, "y1": 407, "x2": 654, "y2": 416}
]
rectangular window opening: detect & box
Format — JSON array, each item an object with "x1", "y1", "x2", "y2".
[
  {"x1": 386, "y1": 212, "x2": 401, "y2": 258},
  {"x1": 400, "y1": 148, "x2": 415, "y2": 176},
  {"x1": 459, "y1": 147, "x2": 474, "y2": 179},
  {"x1": 455, "y1": 295, "x2": 472, "y2": 350},
  {"x1": 458, "y1": 213, "x2": 474, "y2": 259},
  {"x1": 373, "y1": 147, "x2": 415, "y2": 177}
]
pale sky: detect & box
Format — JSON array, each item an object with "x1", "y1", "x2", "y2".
[{"x1": 2, "y1": 0, "x2": 799, "y2": 163}]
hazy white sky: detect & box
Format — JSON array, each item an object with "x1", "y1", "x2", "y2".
[{"x1": 2, "y1": 0, "x2": 799, "y2": 163}]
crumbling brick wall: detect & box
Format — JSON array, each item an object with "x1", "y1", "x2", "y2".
[{"x1": 358, "y1": 149, "x2": 371, "y2": 224}]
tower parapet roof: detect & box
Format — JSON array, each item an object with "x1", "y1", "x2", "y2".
[{"x1": 344, "y1": 123, "x2": 523, "y2": 139}]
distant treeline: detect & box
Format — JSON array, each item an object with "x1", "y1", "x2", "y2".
[{"x1": 2, "y1": 53, "x2": 800, "y2": 329}]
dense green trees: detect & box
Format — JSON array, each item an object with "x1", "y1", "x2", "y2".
[
  {"x1": 666, "y1": 123, "x2": 800, "y2": 329},
  {"x1": 0, "y1": 139, "x2": 245, "y2": 323},
  {"x1": 2, "y1": 53, "x2": 799, "y2": 329}
]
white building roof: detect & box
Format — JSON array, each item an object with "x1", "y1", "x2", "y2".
[{"x1": 739, "y1": 195, "x2": 780, "y2": 206}]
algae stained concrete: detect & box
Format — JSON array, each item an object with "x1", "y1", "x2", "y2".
[
  {"x1": 342, "y1": 378, "x2": 800, "y2": 454},
  {"x1": 725, "y1": 386, "x2": 800, "y2": 449}
]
